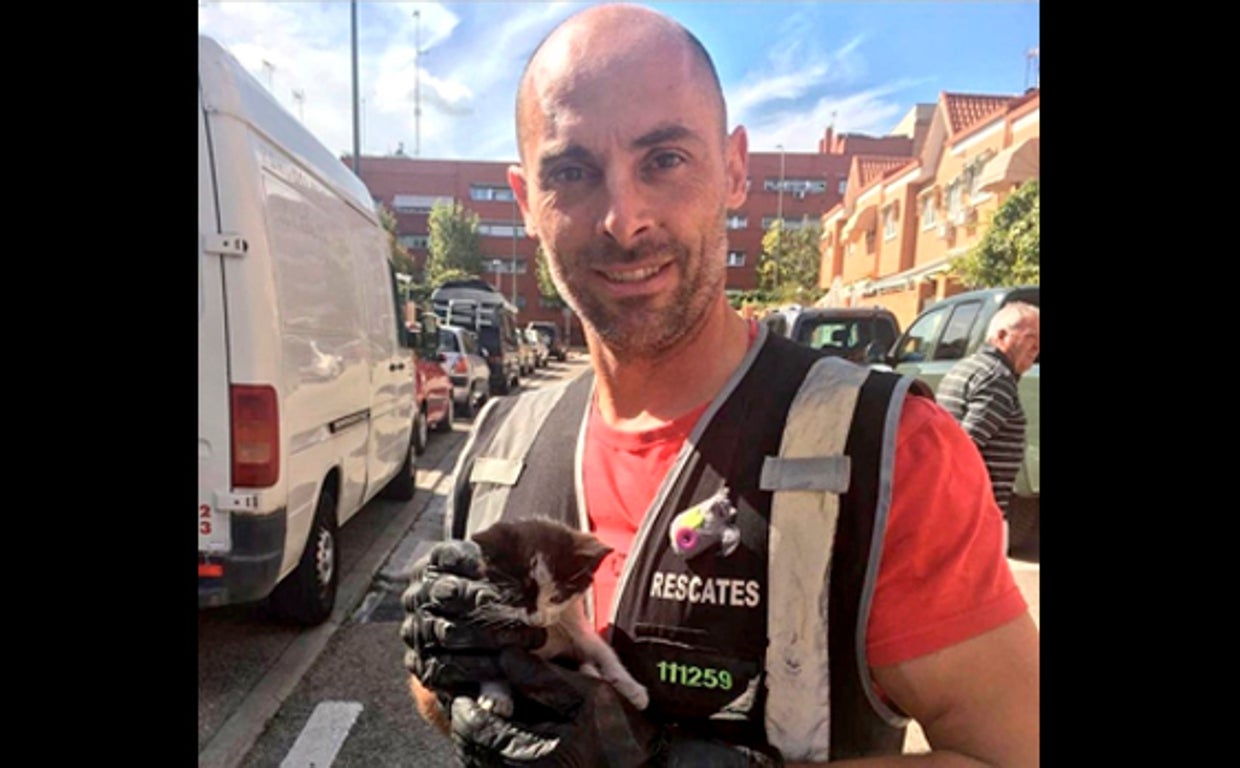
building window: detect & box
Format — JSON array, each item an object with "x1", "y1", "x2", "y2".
[
  {"x1": 514, "y1": 294, "x2": 527, "y2": 309},
  {"x1": 727, "y1": 250, "x2": 745, "y2": 267},
  {"x1": 478, "y1": 222, "x2": 527, "y2": 238},
  {"x1": 882, "y1": 204, "x2": 897, "y2": 240},
  {"x1": 762, "y1": 216, "x2": 815, "y2": 231},
  {"x1": 763, "y1": 178, "x2": 828, "y2": 195},
  {"x1": 946, "y1": 181, "x2": 964, "y2": 219},
  {"x1": 838, "y1": 179, "x2": 847, "y2": 194},
  {"x1": 398, "y1": 234, "x2": 429, "y2": 249},
  {"x1": 485, "y1": 259, "x2": 528, "y2": 275},
  {"x1": 920, "y1": 192, "x2": 938, "y2": 229},
  {"x1": 392, "y1": 194, "x2": 453, "y2": 214},
  {"x1": 469, "y1": 184, "x2": 516, "y2": 202},
  {"x1": 726, "y1": 215, "x2": 748, "y2": 230}
]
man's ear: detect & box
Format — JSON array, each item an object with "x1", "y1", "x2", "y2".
[
  {"x1": 507, "y1": 165, "x2": 537, "y2": 239},
  {"x1": 724, "y1": 126, "x2": 749, "y2": 209}
]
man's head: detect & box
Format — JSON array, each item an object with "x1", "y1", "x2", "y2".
[
  {"x1": 986, "y1": 301, "x2": 1040, "y2": 374},
  {"x1": 506, "y1": 3, "x2": 749, "y2": 358}
]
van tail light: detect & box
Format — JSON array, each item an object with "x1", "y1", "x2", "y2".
[
  {"x1": 452, "y1": 357, "x2": 468, "y2": 375},
  {"x1": 230, "y1": 384, "x2": 279, "y2": 487}
]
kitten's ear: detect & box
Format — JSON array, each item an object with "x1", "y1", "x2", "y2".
[
  {"x1": 470, "y1": 523, "x2": 511, "y2": 557},
  {"x1": 575, "y1": 533, "x2": 613, "y2": 574}
]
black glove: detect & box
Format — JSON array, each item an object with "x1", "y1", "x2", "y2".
[
  {"x1": 401, "y1": 540, "x2": 548, "y2": 694},
  {"x1": 450, "y1": 646, "x2": 664, "y2": 768},
  {"x1": 659, "y1": 737, "x2": 783, "y2": 767}
]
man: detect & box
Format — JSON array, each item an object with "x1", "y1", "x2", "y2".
[
  {"x1": 937, "y1": 302, "x2": 1040, "y2": 525},
  {"x1": 402, "y1": 4, "x2": 1038, "y2": 766}
]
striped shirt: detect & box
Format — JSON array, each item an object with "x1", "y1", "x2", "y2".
[{"x1": 936, "y1": 344, "x2": 1026, "y2": 513}]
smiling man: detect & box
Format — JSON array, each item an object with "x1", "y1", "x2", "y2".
[{"x1": 402, "y1": 5, "x2": 1039, "y2": 766}]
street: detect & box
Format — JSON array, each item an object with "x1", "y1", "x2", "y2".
[{"x1": 198, "y1": 352, "x2": 1040, "y2": 767}]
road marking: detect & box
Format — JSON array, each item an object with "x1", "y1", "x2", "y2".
[{"x1": 280, "y1": 701, "x2": 363, "y2": 768}]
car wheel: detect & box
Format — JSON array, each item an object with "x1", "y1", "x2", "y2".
[
  {"x1": 412, "y1": 408, "x2": 429, "y2": 456},
  {"x1": 379, "y1": 427, "x2": 417, "y2": 501},
  {"x1": 269, "y1": 486, "x2": 338, "y2": 626},
  {"x1": 434, "y1": 397, "x2": 454, "y2": 432},
  {"x1": 460, "y1": 385, "x2": 477, "y2": 418}
]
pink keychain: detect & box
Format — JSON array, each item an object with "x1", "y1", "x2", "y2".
[{"x1": 668, "y1": 486, "x2": 740, "y2": 559}]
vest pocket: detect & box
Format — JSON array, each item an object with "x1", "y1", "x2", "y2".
[{"x1": 620, "y1": 624, "x2": 762, "y2": 722}]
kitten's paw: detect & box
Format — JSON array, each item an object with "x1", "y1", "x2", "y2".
[
  {"x1": 473, "y1": 689, "x2": 513, "y2": 719},
  {"x1": 617, "y1": 680, "x2": 649, "y2": 711},
  {"x1": 579, "y1": 661, "x2": 602, "y2": 679}
]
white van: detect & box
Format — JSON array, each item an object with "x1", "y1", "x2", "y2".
[{"x1": 198, "y1": 36, "x2": 418, "y2": 625}]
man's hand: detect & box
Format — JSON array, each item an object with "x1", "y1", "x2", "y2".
[
  {"x1": 400, "y1": 540, "x2": 547, "y2": 694},
  {"x1": 449, "y1": 646, "x2": 663, "y2": 768}
]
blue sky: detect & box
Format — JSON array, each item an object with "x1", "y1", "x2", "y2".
[{"x1": 198, "y1": 1, "x2": 1039, "y2": 161}]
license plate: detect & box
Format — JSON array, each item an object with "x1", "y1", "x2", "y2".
[{"x1": 198, "y1": 502, "x2": 231, "y2": 553}]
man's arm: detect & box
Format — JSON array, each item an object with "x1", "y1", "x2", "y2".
[{"x1": 784, "y1": 613, "x2": 1039, "y2": 767}]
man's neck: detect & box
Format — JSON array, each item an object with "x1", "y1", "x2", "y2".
[{"x1": 586, "y1": 297, "x2": 751, "y2": 432}]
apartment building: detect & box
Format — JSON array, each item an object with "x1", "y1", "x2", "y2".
[{"x1": 819, "y1": 89, "x2": 1041, "y2": 328}]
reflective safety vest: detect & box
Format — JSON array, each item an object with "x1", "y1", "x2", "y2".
[{"x1": 446, "y1": 328, "x2": 932, "y2": 762}]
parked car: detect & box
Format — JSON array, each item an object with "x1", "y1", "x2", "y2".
[
  {"x1": 528, "y1": 320, "x2": 568, "y2": 362},
  {"x1": 438, "y1": 324, "x2": 492, "y2": 418},
  {"x1": 407, "y1": 311, "x2": 454, "y2": 451},
  {"x1": 524, "y1": 327, "x2": 550, "y2": 369},
  {"x1": 432, "y1": 279, "x2": 522, "y2": 395},
  {"x1": 763, "y1": 305, "x2": 901, "y2": 366},
  {"x1": 883, "y1": 285, "x2": 1040, "y2": 561},
  {"x1": 517, "y1": 328, "x2": 537, "y2": 375}
]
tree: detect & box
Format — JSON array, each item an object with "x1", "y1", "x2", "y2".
[
  {"x1": 756, "y1": 218, "x2": 823, "y2": 305},
  {"x1": 425, "y1": 200, "x2": 484, "y2": 289},
  {"x1": 951, "y1": 180, "x2": 1039, "y2": 288},
  {"x1": 378, "y1": 203, "x2": 417, "y2": 277},
  {"x1": 533, "y1": 243, "x2": 566, "y2": 308}
]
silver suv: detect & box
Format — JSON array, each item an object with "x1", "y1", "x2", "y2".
[{"x1": 438, "y1": 325, "x2": 492, "y2": 418}]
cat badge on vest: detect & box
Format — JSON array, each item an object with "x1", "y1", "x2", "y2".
[{"x1": 470, "y1": 518, "x2": 649, "y2": 716}]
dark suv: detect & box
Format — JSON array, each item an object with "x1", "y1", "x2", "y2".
[
  {"x1": 763, "y1": 306, "x2": 901, "y2": 365},
  {"x1": 432, "y1": 279, "x2": 522, "y2": 395},
  {"x1": 527, "y1": 321, "x2": 567, "y2": 362}
]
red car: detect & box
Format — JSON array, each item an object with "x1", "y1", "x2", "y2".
[{"x1": 407, "y1": 313, "x2": 454, "y2": 454}]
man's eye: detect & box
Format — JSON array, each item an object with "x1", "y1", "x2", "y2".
[
  {"x1": 550, "y1": 166, "x2": 587, "y2": 184},
  {"x1": 649, "y1": 152, "x2": 685, "y2": 170}
]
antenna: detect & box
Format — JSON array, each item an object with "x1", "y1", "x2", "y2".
[
  {"x1": 292, "y1": 89, "x2": 304, "y2": 121},
  {"x1": 1025, "y1": 46, "x2": 1040, "y2": 90},
  {"x1": 413, "y1": 9, "x2": 422, "y2": 157}
]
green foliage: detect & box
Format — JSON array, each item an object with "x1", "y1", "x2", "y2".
[
  {"x1": 757, "y1": 218, "x2": 824, "y2": 305},
  {"x1": 378, "y1": 203, "x2": 416, "y2": 276},
  {"x1": 533, "y1": 244, "x2": 565, "y2": 308},
  {"x1": 426, "y1": 201, "x2": 484, "y2": 288},
  {"x1": 951, "y1": 180, "x2": 1040, "y2": 288}
]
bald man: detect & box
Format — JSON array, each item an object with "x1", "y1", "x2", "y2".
[{"x1": 403, "y1": 5, "x2": 1038, "y2": 766}]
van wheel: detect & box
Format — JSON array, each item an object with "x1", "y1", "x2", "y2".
[
  {"x1": 434, "y1": 398, "x2": 454, "y2": 432},
  {"x1": 413, "y1": 408, "x2": 429, "y2": 456},
  {"x1": 269, "y1": 488, "x2": 338, "y2": 626},
  {"x1": 381, "y1": 431, "x2": 417, "y2": 501}
]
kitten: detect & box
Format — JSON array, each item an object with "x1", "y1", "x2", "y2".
[{"x1": 469, "y1": 518, "x2": 649, "y2": 717}]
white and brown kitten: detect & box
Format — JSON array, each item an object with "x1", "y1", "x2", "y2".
[{"x1": 470, "y1": 518, "x2": 649, "y2": 716}]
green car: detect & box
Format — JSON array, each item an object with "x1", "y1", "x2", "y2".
[{"x1": 884, "y1": 285, "x2": 1040, "y2": 562}]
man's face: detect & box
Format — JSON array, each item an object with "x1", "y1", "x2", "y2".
[
  {"x1": 1002, "y1": 319, "x2": 1040, "y2": 374},
  {"x1": 508, "y1": 32, "x2": 747, "y2": 358}
]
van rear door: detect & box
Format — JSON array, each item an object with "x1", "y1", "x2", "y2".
[{"x1": 198, "y1": 84, "x2": 232, "y2": 555}]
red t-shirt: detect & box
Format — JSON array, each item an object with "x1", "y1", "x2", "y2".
[{"x1": 584, "y1": 349, "x2": 1026, "y2": 666}]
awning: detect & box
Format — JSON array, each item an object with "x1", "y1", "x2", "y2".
[
  {"x1": 976, "y1": 137, "x2": 1039, "y2": 193},
  {"x1": 843, "y1": 203, "x2": 877, "y2": 242}
]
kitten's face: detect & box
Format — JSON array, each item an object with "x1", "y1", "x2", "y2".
[{"x1": 471, "y1": 519, "x2": 612, "y2": 627}]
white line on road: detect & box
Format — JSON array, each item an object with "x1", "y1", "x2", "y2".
[{"x1": 280, "y1": 701, "x2": 363, "y2": 768}]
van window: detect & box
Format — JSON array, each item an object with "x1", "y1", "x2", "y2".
[
  {"x1": 439, "y1": 329, "x2": 460, "y2": 353},
  {"x1": 933, "y1": 301, "x2": 982, "y2": 361}
]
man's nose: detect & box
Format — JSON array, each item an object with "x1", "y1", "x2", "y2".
[{"x1": 598, "y1": 169, "x2": 653, "y2": 249}]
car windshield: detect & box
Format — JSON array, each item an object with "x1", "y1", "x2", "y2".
[
  {"x1": 438, "y1": 329, "x2": 460, "y2": 353},
  {"x1": 794, "y1": 317, "x2": 895, "y2": 353}
]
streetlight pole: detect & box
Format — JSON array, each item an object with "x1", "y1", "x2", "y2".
[
  {"x1": 775, "y1": 144, "x2": 785, "y2": 293},
  {"x1": 511, "y1": 198, "x2": 518, "y2": 309},
  {"x1": 350, "y1": 1, "x2": 359, "y2": 174},
  {"x1": 413, "y1": 9, "x2": 422, "y2": 157}
]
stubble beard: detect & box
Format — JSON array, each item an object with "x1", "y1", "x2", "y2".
[{"x1": 549, "y1": 220, "x2": 728, "y2": 360}]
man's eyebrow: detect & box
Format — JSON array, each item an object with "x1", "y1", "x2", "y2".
[
  {"x1": 632, "y1": 124, "x2": 700, "y2": 149},
  {"x1": 538, "y1": 144, "x2": 594, "y2": 170}
]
